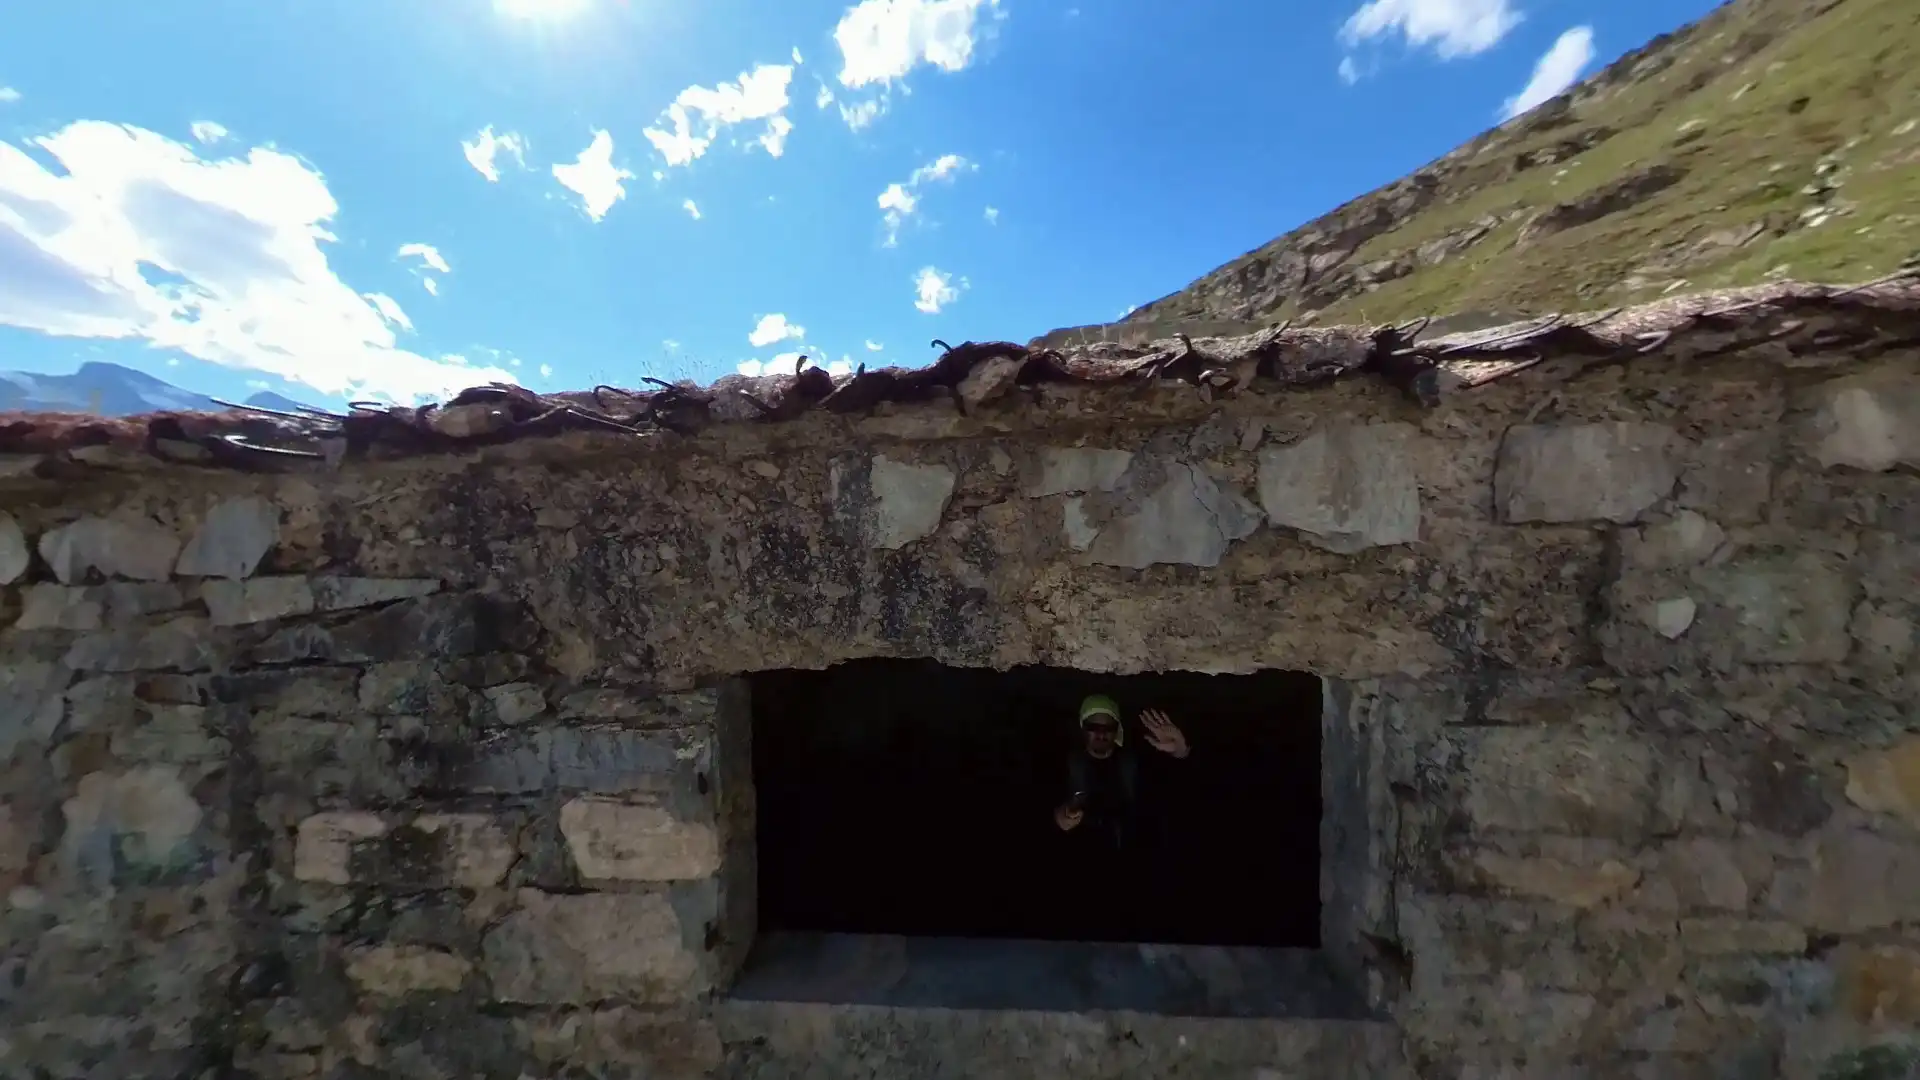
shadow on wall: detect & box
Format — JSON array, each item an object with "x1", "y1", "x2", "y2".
[{"x1": 749, "y1": 660, "x2": 1323, "y2": 947}]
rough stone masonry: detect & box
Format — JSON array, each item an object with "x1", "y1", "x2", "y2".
[{"x1": 1, "y1": 277, "x2": 1919, "y2": 1079}]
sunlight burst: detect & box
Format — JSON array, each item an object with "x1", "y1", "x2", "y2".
[{"x1": 495, "y1": 0, "x2": 591, "y2": 20}]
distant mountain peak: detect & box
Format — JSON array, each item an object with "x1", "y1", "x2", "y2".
[{"x1": 0, "y1": 361, "x2": 318, "y2": 418}]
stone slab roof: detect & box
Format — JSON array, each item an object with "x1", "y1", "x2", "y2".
[{"x1": 0, "y1": 271, "x2": 1915, "y2": 476}]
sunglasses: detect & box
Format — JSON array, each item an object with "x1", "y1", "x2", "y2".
[{"x1": 1083, "y1": 720, "x2": 1118, "y2": 734}]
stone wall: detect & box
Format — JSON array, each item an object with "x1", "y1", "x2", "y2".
[{"x1": 2, "y1": 341, "x2": 1918, "y2": 1078}]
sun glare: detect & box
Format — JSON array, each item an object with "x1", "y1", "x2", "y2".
[{"x1": 495, "y1": 0, "x2": 591, "y2": 19}]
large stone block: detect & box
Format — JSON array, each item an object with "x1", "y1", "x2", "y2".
[
  {"x1": 1844, "y1": 736, "x2": 1920, "y2": 831},
  {"x1": 1081, "y1": 462, "x2": 1261, "y2": 568},
  {"x1": 482, "y1": 682, "x2": 548, "y2": 725},
  {"x1": 292, "y1": 810, "x2": 388, "y2": 885},
  {"x1": 1859, "y1": 529, "x2": 1920, "y2": 605},
  {"x1": 111, "y1": 703, "x2": 228, "y2": 765},
  {"x1": 515, "y1": 1005, "x2": 723, "y2": 1076},
  {"x1": 213, "y1": 667, "x2": 360, "y2": 716},
  {"x1": 412, "y1": 813, "x2": 519, "y2": 889},
  {"x1": 344, "y1": 944, "x2": 472, "y2": 997},
  {"x1": 556, "y1": 687, "x2": 716, "y2": 726},
  {"x1": 254, "y1": 714, "x2": 408, "y2": 804},
  {"x1": 1697, "y1": 550, "x2": 1853, "y2": 664},
  {"x1": 1833, "y1": 944, "x2": 1920, "y2": 1027},
  {"x1": 455, "y1": 728, "x2": 709, "y2": 799},
  {"x1": 202, "y1": 577, "x2": 315, "y2": 625},
  {"x1": 829, "y1": 454, "x2": 955, "y2": 550},
  {"x1": 560, "y1": 797, "x2": 719, "y2": 883},
  {"x1": 58, "y1": 764, "x2": 206, "y2": 890},
  {"x1": 1257, "y1": 423, "x2": 1422, "y2": 553},
  {"x1": 291, "y1": 810, "x2": 514, "y2": 889},
  {"x1": 38, "y1": 514, "x2": 182, "y2": 583},
  {"x1": 175, "y1": 495, "x2": 280, "y2": 578},
  {"x1": 1494, "y1": 422, "x2": 1681, "y2": 524},
  {"x1": 1451, "y1": 847, "x2": 1640, "y2": 908},
  {"x1": 311, "y1": 576, "x2": 443, "y2": 610},
  {"x1": 15, "y1": 582, "x2": 187, "y2": 631},
  {"x1": 1458, "y1": 728, "x2": 1658, "y2": 838},
  {"x1": 1677, "y1": 431, "x2": 1774, "y2": 523},
  {"x1": 15, "y1": 583, "x2": 104, "y2": 631},
  {"x1": 62, "y1": 617, "x2": 221, "y2": 673},
  {"x1": 481, "y1": 889, "x2": 702, "y2": 1004},
  {"x1": 1659, "y1": 837, "x2": 1756, "y2": 912},
  {"x1": 1024, "y1": 446, "x2": 1133, "y2": 497},
  {"x1": 251, "y1": 592, "x2": 506, "y2": 665},
  {"x1": 1797, "y1": 367, "x2": 1920, "y2": 472},
  {"x1": 1764, "y1": 827, "x2": 1920, "y2": 932},
  {"x1": 0, "y1": 510, "x2": 28, "y2": 585},
  {"x1": 1676, "y1": 918, "x2": 1806, "y2": 956}
]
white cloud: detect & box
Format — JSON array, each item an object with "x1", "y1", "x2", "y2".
[
  {"x1": 0, "y1": 87, "x2": 19, "y2": 105},
  {"x1": 397, "y1": 242, "x2": 451, "y2": 274},
  {"x1": 1501, "y1": 26, "x2": 1595, "y2": 119},
  {"x1": 0, "y1": 120, "x2": 516, "y2": 402},
  {"x1": 748, "y1": 313, "x2": 805, "y2": 348},
  {"x1": 397, "y1": 242, "x2": 449, "y2": 297},
  {"x1": 364, "y1": 292, "x2": 413, "y2": 332},
  {"x1": 461, "y1": 126, "x2": 527, "y2": 182},
  {"x1": 682, "y1": 198, "x2": 702, "y2": 220},
  {"x1": 1338, "y1": 56, "x2": 1360, "y2": 84},
  {"x1": 1338, "y1": 0, "x2": 1521, "y2": 62},
  {"x1": 792, "y1": 46, "x2": 805, "y2": 64},
  {"x1": 662, "y1": 338, "x2": 681, "y2": 352},
  {"x1": 552, "y1": 129, "x2": 633, "y2": 221},
  {"x1": 813, "y1": 79, "x2": 889, "y2": 130},
  {"x1": 189, "y1": 121, "x2": 228, "y2": 144},
  {"x1": 835, "y1": 0, "x2": 1000, "y2": 89},
  {"x1": 643, "y1": 64, "x2": 795, "y2": 168},
  {"x1": 739, "y1": 353, "x2": 855, "y2": 378},
  {"x1": 539, "y1": 362, "x2": 554, "y2": 378},
  {"x1": 877, "y1": 184, "x2": 916, "y2": 246},
  {"x1": 983, "y1": 205, "x2": 999, "y2": 224},
  {"x1": 840, "y1": 97, "x2": 888, "y2": 130},
  {"x1": 912, "y1": 154, "x2": 971, "y2": 184},
  {"x1": 913, "y1": 266, "x2": 964, "y2": 314},
  {"x1": 760, "y1": 114, "x2": 794, "y2": 157},
  {"x1": 879, "y1": 153, "x2": 975, "y2": 245},
  {"x1": 865, "y1": 339, "x2": 884, "y2": 351}
]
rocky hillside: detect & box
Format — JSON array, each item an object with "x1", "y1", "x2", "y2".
[{"x1": 1071, "y1": 0, "x2": 1917, "y2": 341}]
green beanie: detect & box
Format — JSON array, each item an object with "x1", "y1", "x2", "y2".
[{"x1": 1078, "y1": 695, "x2": 1123, "y2": 743}]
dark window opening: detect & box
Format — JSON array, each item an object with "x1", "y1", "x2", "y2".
[{"x1": 748, "y1": 659, "x2": 1321, "y2": 948}]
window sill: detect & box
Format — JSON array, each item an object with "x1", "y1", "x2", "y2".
[{"x1": 728, "y1": 932, "x2": 1376, "y2": 1019}]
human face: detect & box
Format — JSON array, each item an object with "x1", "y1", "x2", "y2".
[{"x1": 1083, "y1": 716, "x2": 1118, "y2": 758}]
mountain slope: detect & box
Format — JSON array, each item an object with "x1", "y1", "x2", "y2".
[
  {"x1": 1100, "y1": 0, "x2": 1918, "y2": 338},
  {"x1": 0, "y1": 362, "x2": 318, "y2": 417}
]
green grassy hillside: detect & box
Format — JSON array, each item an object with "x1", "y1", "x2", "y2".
[{"x1": 1116, "y1": 0, "x2": 1919, "y2": 332}]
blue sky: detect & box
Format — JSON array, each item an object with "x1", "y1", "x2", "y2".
[{"x1": 0, "y1": 0, "x2": 1721, "y2": 408}]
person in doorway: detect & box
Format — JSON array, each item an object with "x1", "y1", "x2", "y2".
[{"x1": 1053, "y1": 695, "x2": 1189, "y2": 851}]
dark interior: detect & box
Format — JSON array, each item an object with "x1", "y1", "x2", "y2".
[{"x1": 749, "y1": 659, "x2": 1322, "y2": 947}]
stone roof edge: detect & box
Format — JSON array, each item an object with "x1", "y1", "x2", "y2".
[{"x1": 0, "y1": 271, "x2": 1915, "y2": 479}]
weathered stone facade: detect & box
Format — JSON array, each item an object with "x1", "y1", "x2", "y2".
[{"x1": 3, "y1": 290, "x2": 1919, "y2": 1078}]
